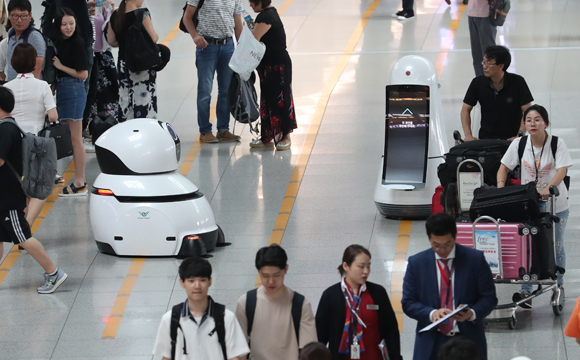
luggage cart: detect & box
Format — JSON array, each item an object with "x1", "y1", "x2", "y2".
[{"x1": 471, "y1": 186, "x2": 564, "y2": 330}]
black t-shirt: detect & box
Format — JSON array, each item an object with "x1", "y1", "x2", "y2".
[
  {"x1": 55, "y1": 35, "x2": 89, "y2": 79},
  {"x1": 256, "y1": 7, "x2": 290, "y2": 65},
  {"x1": 0, "y1": 120, "x2": 26, "y2": 211},
  {"x1": 463, "y1": 72, "x2": 534, "y2": 140},
  {"x1": 110, "y1": 8, "x2": 150, "y2": 61}
]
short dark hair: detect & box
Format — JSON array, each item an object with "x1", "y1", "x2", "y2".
[
  {"x1": 53, "y1": 7, "x2": 79, "y2": 41},
  {"x1": 179, "y1": 257, "x2": 212, "y2": 280},
  {"x1": 484, "y1": 45, "x2": 511, "y2": 72},
  {"x1": 437, "y1": 336, "x2": 480, "y2": 360},
  {"x1": 338, "y1": 244, "x2": 371, "y2": 276},
  {"x1": 11, "y1": 43, "x2": 37, "y2": 74},
  {"x1": 8, "y1": 0, "x2": 31, "y2": 13},
  {"x1": 523, "y1": 104, "x2": 550, "y2": 126},
  {"x1": 299, "y1": 342, "x2": 331, "y2": 360},
  {"x1": 255, "y1": 244, "x2": 288, "y2": 270},
  {"x1": 0, "y1": 86, "x2": 15, "y2": 113},
  {"x1": 426, "y1": 213, "x2": 457, "y2": 239},
  {"x1": 249, "y1": 0, "x2": 272, "y2": 7}
]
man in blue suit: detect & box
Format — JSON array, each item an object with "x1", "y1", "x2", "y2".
[{"x1": 402, "y1": 213, "x2": 497, "y2": 360}]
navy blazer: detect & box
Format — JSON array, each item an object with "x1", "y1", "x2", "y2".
[{"x1": 401, "y1": 244, "x2": 497, "y2": 360}]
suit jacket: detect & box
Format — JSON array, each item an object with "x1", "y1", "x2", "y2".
[
  {"x1": 401, "y1": 244, "x2": 497, "y2": 360},
  {"x1": 316, "y1": 281, "x2": 403, "y2": 360}
]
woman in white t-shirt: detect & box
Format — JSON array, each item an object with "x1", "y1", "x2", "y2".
[
  {"x1": 5, "y1": 43, "x2": 58, "y2": 227},
  {"x1": 497, "y1": 104, "x2": 572, "y2": 305}
]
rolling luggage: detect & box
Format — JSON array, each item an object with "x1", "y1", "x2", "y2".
[
  {"x1": 469, "y1": 182, "x2": 541, "y2": 222},
  {"x1": 456, "y1": 222, "x2": 532, "y2": 280},
  {"x1": 530, "y1": 213, "x2": 557, "y2": 280}
]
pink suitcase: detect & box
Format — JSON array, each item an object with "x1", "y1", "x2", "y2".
[{"x1": 456, "y1": 222, "x2": 532, "y2": 280}]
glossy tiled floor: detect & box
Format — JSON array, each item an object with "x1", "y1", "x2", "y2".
[{"x1": 1, "y1": 0, "x2": 579, "y2": 359}]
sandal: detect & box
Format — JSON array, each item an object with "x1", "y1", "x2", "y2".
[{"x1": 58, "y1": 183, "x2": 88, "y2": 197}]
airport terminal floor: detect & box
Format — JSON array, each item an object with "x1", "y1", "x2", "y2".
[{"x1": 1, "y1": 0, "x2": 579, "y2": 359}]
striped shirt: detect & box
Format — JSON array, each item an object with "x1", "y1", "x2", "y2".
[{"x1": 187, "y1": 0, "x2": 242, "y2": 38}]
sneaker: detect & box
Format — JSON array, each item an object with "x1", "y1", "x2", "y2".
[
  {"x1": 200, "y1": 132, "x2": 219, "y2": 143},
  {"x1": 37, "y1": 268, "x2": 68, "y2": 294},
  {"x1": 398, "y1": 12, "x2": 415, "y2": 20},
  {"x1": 217, "y1": 130, "x2": 241, "y2": 142},
  {"x1": 250, "y1": 138, "x2": 274, "y2": 148},
  {"x1": 512, "y1": 290, "x2": 533, "y2": 309},
  {"x1": 84, "y1": 138, "x2": 95, "y2": 153},
  {"x1": 392, "y1": 10, "x2": 404, "y2": 18},
  {"x1": 276, "y1": 140, "x2": 292, "y2": 151}
]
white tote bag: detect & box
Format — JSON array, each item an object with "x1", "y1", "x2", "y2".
[{"x1": 229, "y1": 24, "x2": 266, "y2": 81}]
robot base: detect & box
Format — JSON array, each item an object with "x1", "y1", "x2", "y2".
[{"x1": 374, "y1": 202, "x2": 431, "y2": 220}]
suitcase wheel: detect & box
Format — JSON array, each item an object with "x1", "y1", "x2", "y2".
[
  {"x1": 522, "y1": 274, "x2": 531, "y2": 282},
  {"x1": 508, "y1": 316, "x2": 516, "y2": 330}
]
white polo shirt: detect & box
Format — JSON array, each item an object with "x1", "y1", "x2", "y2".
[
  {"x1": 4, "y1": 73, "x2": 55, "y2": 134},
  {"x1": 153, "y1": 298, "x2": 250, "y2": 360}
]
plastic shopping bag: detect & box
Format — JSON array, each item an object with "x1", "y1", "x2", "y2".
[{"x1": 229, "y1": 24, "x2": 266, "y2": 81}]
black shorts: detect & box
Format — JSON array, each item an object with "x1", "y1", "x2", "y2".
[{"x1": 0, "y1": 210, "x2": 31, "y2": 244}]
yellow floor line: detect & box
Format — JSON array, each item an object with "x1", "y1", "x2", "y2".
[
  {"x1": 388, "y1": 3, "x2": 467, "y2": 332},
  {"x1": 255, "y1": 0, "x2": 384, "y2": 288}
]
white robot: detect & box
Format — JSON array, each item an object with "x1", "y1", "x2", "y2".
[
  {"x1": 374, "y1": 56, "x2": 449, "y2": 219},
  {"x1": 90, "y1": 119, "x2": 227, "y2": 257}
]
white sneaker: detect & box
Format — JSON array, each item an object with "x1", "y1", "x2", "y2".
[{"x1": 84, "y1": 138, "x2": 95, "y2": 153}]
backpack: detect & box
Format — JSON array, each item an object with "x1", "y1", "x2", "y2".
[
  {"x1": 170, "y1": 301, "x2": 227, "y2": 360},
  {"x1": 489, "y1": 0, "x2": 511, "y2": 27},
  {"x1": 228, "y1": 72, "x2": 260, "y2": 135},
  {"x1": 517, "y1": 135, "x2": 571, "y2": 190},
  {"x1": 179, "y1": 0, "x2": 206, "y2": 33},
  {"x1": 125, "y1": 9, "x2": 161, "y2": 72},
  {"x1": 0, "y1": 118, "x2": 57, "y2": 200},
  {"x1": 245, "y1": 289, "x2": 304, "y2": 346}
]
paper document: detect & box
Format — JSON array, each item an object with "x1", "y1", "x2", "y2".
[{"x1": 419, "y1": 304, "x2": 469, "y2": 333}]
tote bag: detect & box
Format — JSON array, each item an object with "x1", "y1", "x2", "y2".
[
  {"x1": 228, "y1": 23, "x2": 266, "y2": 81},
  {"x1": 38, "y1": 119, "x2": 73, "y2": 160}
]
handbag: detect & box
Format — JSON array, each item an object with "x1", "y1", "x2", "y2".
[{"x1": 38, "y1": 118, "x2": 73, "y2": 160}]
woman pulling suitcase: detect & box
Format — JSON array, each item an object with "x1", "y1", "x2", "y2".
[{"x1": 496, "y1": 104, "x2": 572, "y2": 308}]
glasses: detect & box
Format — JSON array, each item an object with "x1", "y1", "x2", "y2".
[
  {"x1": 431, "y1": 241, "x2": 454, "y2": 250},
  {"x1": 10, "y1": 14, "x2": 30, "y2": 21},
  {"x1": 481, "y1": 61, "x2": 498, "y2": 67}
]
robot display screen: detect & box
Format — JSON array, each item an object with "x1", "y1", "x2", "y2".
[{"x1": 383, "y1": 85, "x2": 430, "y2": 186}]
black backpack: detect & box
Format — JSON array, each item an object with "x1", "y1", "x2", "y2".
[
  {"x1": 517, "y1": 135, "x2": 570, "y2": 190},
  {"x1": 489, "y1": 0, "x2": 511, "y2": 26},
  {"x1": 245, "y1": 289, "x2": 304, "y2": 346},
  {"x1": 170, "y1": 301, "x2": 227, "y2": 360},
  {"x1": 179, "y1": 0, "x2": 206, "y2": 33},
  {"x1": 125, "y1": 9, "x2": 161, "y2": 72},
  {"x1": 228, "y1": 72, "x2": 260, "y2": 135}
]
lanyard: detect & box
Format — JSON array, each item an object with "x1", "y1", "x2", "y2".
[{"x1": 530, "y1": 137, "x2": 546, "y2": 183}]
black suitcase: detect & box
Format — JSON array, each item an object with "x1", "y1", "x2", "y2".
[
  {"x1": 530, "y1": 213, "x2": 557, "y2": 280},
  {"x1": 438, "y1": 139, "x2": 511, "y2": 188},
  {"x1": 469, "y1": 182, "x2": 541, "y2": 222}
]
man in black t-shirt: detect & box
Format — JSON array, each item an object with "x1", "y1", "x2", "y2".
[
  {"x1": 0, "y1": 86, "x2": 68, "y2": 294},
  {"x1": 461, "y1": 45, "x2": 533, "y2": 141}
]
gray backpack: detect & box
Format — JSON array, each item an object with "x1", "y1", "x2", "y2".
[{"x1": 0, "y1": 118, "x2": 57, "y2": 200}]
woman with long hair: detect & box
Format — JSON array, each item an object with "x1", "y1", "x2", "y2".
[
  {"x1": 106, "y1": 0, "x2": 158, "y2": 122},
  {"x1": 316, "y1": 245, "x2": 403, "y2": 360},
  {"x1": 51, "y1": 7, "x2": 90, "y2": 197}
]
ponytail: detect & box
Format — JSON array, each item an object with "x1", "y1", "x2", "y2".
[{"x1": 112, "y1": 0, "x2": 127, "y2": 35}]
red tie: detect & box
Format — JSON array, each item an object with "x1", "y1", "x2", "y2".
[{"x1": 438, "y1": 259, "x2": 453, "y2": 335}]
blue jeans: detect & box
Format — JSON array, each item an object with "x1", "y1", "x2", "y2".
[
  {"x1": 195, "y1": 39, "x2": 235, "y2": 134},
  {"x1": 523, "y1": 203, "x2": 569, "y2": 291}
]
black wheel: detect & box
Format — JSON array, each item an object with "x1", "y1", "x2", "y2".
[
  {"x1": 553, "y1": 303, "x2": 563, "y2": 316},
  {"x1": 507, "y1": 317, "x2": 516, "y2": 330}
]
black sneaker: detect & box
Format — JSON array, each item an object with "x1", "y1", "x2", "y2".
[
  {"x1": 512, "y1": 290, "x2": 532, "y2": 309},
  {"x1": 397, "y1": 12, "x2": 415, "y2": 20},
  {"x1": 392, "y1": 10, "x2": 405, "y2": 18}
]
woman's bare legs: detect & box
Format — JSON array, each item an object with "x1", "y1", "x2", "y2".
[{"x1": 59, "y1": 119, "x2": 86, "y2": 194}]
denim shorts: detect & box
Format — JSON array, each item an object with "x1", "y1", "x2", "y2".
[{"x1": 56, "y1": 77, "x2": 87, "y2": 120}]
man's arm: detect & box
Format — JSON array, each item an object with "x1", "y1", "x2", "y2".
[
  {"x1": 183, "y1": 5, "x2": 208, "y2": 48},
  {"x1": 33, "y1": 57, "x2": 44, "y2": 79},
  {"x1": 234, "y1": 14, "x2": 243, "y2": 40},
  {"x1": 461, "y1": 103, "x2": 477, "y2": 141},
  {"x1": 401, "y1": 256, "x2": 436, "y2": 325},
  {"x1": 518, "y1": 102, "x2": 532, "y2": 133},
  {"x1": 468, "y1": 252, "x2": 498, "y2": 320}
]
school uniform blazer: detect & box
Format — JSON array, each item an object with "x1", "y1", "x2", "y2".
[
  {"x1": 316, "y1": 281, "x2": 403, "y2": 360},
  {"x1": 401, "y1": 244, "x2": 498, "y2": 360}
]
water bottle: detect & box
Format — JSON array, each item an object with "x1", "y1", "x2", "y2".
[
  {"x1": 93, "y1": 0, "x2": 105, "y2": 52},
  {"x1": 241, "y1": 9, "x2": 254, "y2": 30}
]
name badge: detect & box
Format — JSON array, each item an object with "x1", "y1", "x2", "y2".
[
  {"x1": 351, "y1": 344, "x2": 361, "y2": 359},
  {"x1": 367, "y1": 304, "x2": 379, "y2": 310}
]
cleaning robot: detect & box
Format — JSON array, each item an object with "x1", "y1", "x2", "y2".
[
  {"x1": 374, "y1": 55, "x2": 449, "y2": 219},
  {"x1": 89, "y1": 119, "x2": 227, "y2": 257}
]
